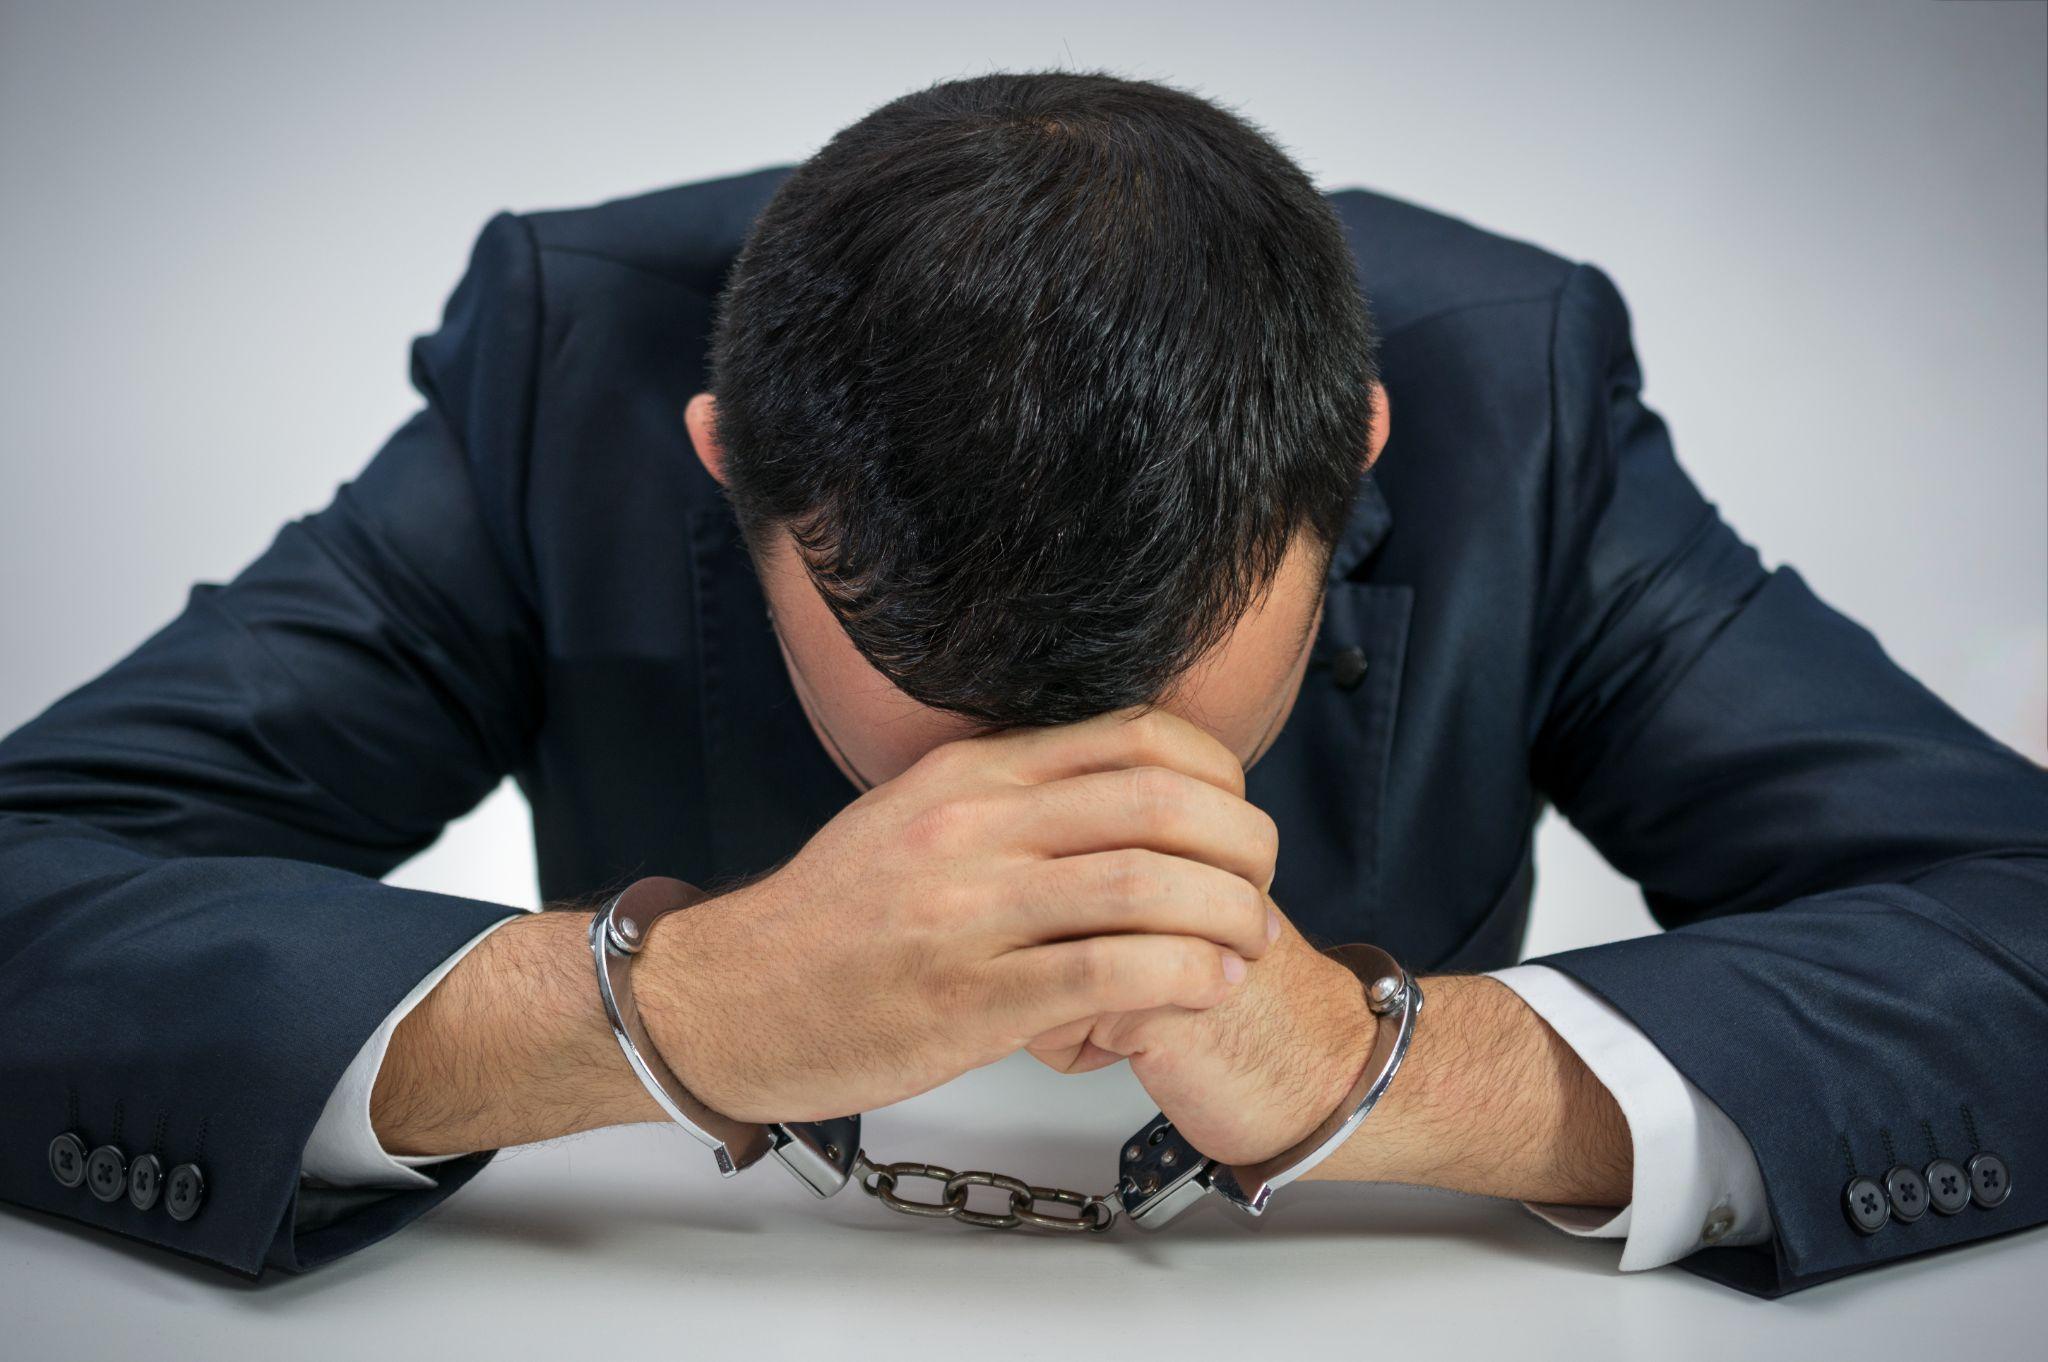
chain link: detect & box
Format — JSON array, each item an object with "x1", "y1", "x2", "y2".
[{"x1": 852, "y1": 1150, "x2": 1119, "y2": 1235}]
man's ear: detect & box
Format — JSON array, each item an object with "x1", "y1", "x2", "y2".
[
  {"x1": 1365, "y1": 379, "x2": 1392, "y2": 471},
  {"x1": 685, "y1": 392, "x2": 727, "y2": 486}
]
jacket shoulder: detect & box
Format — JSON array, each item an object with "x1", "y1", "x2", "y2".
[
  {"x1": 517, "y1": 163, "x2": 800, "y2": 293},
  {"x1": 1324, "y1": 187, "x2": 1580, "y2": 334}
]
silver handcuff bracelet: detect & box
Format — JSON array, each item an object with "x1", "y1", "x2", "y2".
[
  {"x1": 588, "y1": 877, "x2": 860, "y2": 1198},
  {"x1": 592, "y1": 876, "x2": 1423, "y2": 1236}
]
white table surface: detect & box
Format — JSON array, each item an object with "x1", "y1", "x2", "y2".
[{"x1": 4, "y1": 1052, "x2": 2039, "y2": 1362}]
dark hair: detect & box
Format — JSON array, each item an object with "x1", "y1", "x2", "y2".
[{"x1": 707, "y1": 69, "x2": 1380, "y2": 727}]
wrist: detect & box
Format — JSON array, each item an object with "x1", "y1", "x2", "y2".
[
  {"x1": 1295, "y1": 971, "x2": 1479, "y2": 1186},
  {"x1": 1297, "y1": 973, "x2": 1634, "y2": 1206},
  {"x1": 630, "y1": 881, "x2": 766, "y2": 1122},
  {"x1": 1279, "y1": 948, "x2": 1382, "y2": 1159},
  {"x1": 371, "y1": 908, "x2": 665, "y2": 1154}
]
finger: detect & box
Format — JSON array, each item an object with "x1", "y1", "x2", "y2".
[
  {"x1": 1066, "y1": 1040, "x2": 1127, "y2": 1072},
  {"x1": 1025, "y1": 1038, "x2": 1126, "y2": 1075},
  {"x1": 1022, "y1": 1018, "x2": 1126, "y2": 1076},
  {"x1": 1025, "y1": 1016, "x2": 1095, "y2": 1058},
  {"x1": 1000, "y1": 848, "x2": 1278, "y2": 959},
  {"x1": 972, "y1": 706, "x2": 1247, "y2": 798},
  {"x1": 998, "y1": 766, "x2": 1279, "y2": 893},
  {"x1": 995, "y1": 933, "x2": 1248, "y2": 1037}
]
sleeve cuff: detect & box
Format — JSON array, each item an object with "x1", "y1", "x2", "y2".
[
  {"x1": 301, "y1": 912, "x2": 527, "y2": 1189},
  {"x1": 1487, "y1": 962, "x2": 1774, "y2": 1271}
]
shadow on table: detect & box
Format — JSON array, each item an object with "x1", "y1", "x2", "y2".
[{"x1": 349, "y1": 1129, "x2": 1629, "y2": 1281}]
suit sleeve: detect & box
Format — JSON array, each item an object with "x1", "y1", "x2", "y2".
[
  {"x1": 0, "y1": 210, "x2": 550, "y2": 1277},
  {"x1": 1521, "y1": 262, "x2": 2048, "y2": 1297},
  {"x1": 301, "y1": 917, "x2": 515, "y2": 1190}
]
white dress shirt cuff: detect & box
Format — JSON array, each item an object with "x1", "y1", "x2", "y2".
[
  {"x1": 1486, "y1": 962, "x2": 1774, "y2": 1271},
  {"x1": 301, "y1": 912, "x2": 529, "y2": 1189}
]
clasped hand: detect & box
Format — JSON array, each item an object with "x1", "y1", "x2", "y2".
[{"x1": 637, "y1": 707, "x2": 1375, "y2": 1167}]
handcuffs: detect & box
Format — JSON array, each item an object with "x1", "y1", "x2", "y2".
[{"x1": 592, "y1": 875, "x2": 1423, "y2": 1235}]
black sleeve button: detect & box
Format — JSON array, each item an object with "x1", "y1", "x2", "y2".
[
  {"x1": 1883, "y1": 1164, "x2": 1929, "y2": 1223},
  {"x1": 1925, "y1": 1158, "x2": 1971, "y2": 1215},
  {"x1": 47, "y1": 1133, "x2": 87, "y2": 1189},
  {"x1": 1331, "y1": 647, "x2": 1369, "y2": 690},
  {"x1": 1967, "y1": 1152, "x2": 2011, "y2": 1209},
  {"x1": 164, "y1": 1162, "x2": 206, "y2": 1222},
  {"x1": 1844, "y1": 1175, "x2": 1889, "y2": 1234},
  {"x1": 127, "y1": 1152, "x2": 163, "y2": 1211},
  {"x1": 85, "y1": 1145, "x2": 128, "y2": 1203}
]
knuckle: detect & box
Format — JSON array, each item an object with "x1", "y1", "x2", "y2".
[
  {"x1": 1145, "y1": 707, "x2": 1197, "y2": 743},
  {"x1": 1134, "y1": 937, "x2": 1191, "y2": 997},
  {"x1": 1109, "y1": 708, "x2": 1166, "y2": 760},
  {"x1": 1219, "y1": 745, "x2": 1249, "y2": 798},
  {"x1": 1177, "y1": 938, "x2": 1227, "y2": 996},
  {"x1": 1251, "y1": 807, "x2": 1281, "y2": 867},
  {"x1": 1064, "y1": 940, "x2": 1115, "y2": 998},
  {"x1": 1122, "y1": 704, "x2": 1187, "y2": 757},
  {"x1": 1124, "y1": 765, "x2": 1187, "y2": 829},
  {"x1": 925, "y1": 958, "x2": 982, "y2": 1018},
  {"x1": 910, "y1": 737, "x2": 975, "y2": 784},
  {"x1": 1125, "y1": 706, "x2": 1174, "y2": 739},
  {"x1": 901, "y1": 795, "x2": 980, "y2": 853},
  {"x1": 1100, "y1": 848, "x2": 1162, "y2": 904},
  {"x1": 1232, "y1": 876, "x2": 1267, "y2": 931},
  {"x1": 1130, "y1": 708, "x2": 1241, "y2": 795}
]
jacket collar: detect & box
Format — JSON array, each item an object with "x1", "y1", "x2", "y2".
[{"x1": 1327, "y1": 471, "x2": 1394, "y2": 583}]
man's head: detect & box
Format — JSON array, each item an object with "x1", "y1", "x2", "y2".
[{"x1": 693, "y1": 69, "x2": 1387, "y2": 788}]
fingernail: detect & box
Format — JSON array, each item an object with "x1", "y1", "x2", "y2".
[
  {"x1": 1221, "y1": 951, "x2": 1248, "y2": 984},
  {"x1": 1266, "y1": 907, "x2": 1282, "y2": 945}
]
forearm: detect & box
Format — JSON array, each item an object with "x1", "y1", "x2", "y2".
[
  {"x1": 370, "y1": 908, "x2": 664, "y2": 1155},
  {"x1": 1300, "y1": 973, "x2": 1632, "y2": 1206}
]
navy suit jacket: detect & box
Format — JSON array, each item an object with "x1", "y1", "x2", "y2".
[{"x1": 3, "y1": 164, "x2": 2043, "y2": 1296}]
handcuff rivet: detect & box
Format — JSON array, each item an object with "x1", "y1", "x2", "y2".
[
  {"x1": 1124, "y1": 1145, "x2": 1141, "y2": 1163},
  {"x1": 1368, "y1": 975, "x2": 1402, "y2": 1014},
  {"x1": 1140, "y1": 1173, "x2": 1160, "y2": 1194},
  {"x1": 1160, "y1": 1149, "x2": 1178, "y2": 1168},
  {"x1": 619, "y1": 919, "x2": 640, "y2": 942}
]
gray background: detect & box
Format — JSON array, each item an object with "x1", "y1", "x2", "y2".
[{"x1": 1, "y1": 2, "x2": 2043, "y2": 1355}]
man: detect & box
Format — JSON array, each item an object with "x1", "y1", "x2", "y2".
[{"x1": 2, "y1": 70, "x2": 2041, "y2": 1298}]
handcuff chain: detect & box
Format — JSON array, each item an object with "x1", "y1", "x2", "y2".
[{"x1": 851, "y1": 1150, "x2": 1120, "y2": 1235}]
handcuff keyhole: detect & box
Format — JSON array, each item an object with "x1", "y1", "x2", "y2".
[{"x1": 1147, "y1": 1125, "x2": 1170, "y2": 1147}]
